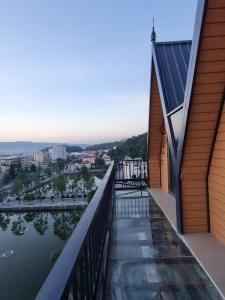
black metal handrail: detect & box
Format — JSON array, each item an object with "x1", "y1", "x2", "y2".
[
  {"x1": 114, "y1": 159, "x2": 147, "y2": 181},
  {"x1": 36, "y1": 162, "x2": 114, "y2": 300},
  {"x1": 114, "y1": 160, "x2": 147, "y2": 190}
]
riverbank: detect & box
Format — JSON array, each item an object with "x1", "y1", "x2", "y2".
[{"x1": 0, "y1": 198, "x2": 87, "y2": 212}]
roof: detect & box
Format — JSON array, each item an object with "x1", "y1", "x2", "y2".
[{"x1": 154, "y1": 40, "x2": 192, "y2": 113}]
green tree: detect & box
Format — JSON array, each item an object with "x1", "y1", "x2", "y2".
[
  {"x1": 30, "y1": 164, "x2": 37, "y2": 173},
  {"x1": 52, "y1": 212, "x2": 73, "y2": 240},
  {"x1": 11, "y1": 214, "x2": 27, "y2": 235},
  {"x1": 9, "y1": 164, "x2": 16, "y2": 179},
  {"x1": 69, "y1": 174, "x2": 79, "y2": 196},
  {"x1": 33, "y1": 213, "x2": 48, "y2": 235},
  {"x1": 95, "y1": 157, "x2": 105, "y2": 167},
  {"x1": 11, "y1": 176, "x2": 23, "y2": 195},
  {"x1": 23, "y1": 193, "x2": 36, "y2": 201},
  {"x1": 78, "y1": 166, "x2": 95, "y2": 200},
  {"x1": 52, "y1": 174, "x2": 67, "y2": 198},
  {"x1": 56, "y1": 158, "x2": 65, "y2": 173},
  {"x1": 0, "y1": 213, "x2": 10, "y2": 231},
  {"x1": 34, "y1": 173, "x2": 41, "y2": 200}
]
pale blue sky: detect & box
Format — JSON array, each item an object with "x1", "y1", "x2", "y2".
[{"x1": 0, "y1": 0, "x2": 197, "y2": 144}]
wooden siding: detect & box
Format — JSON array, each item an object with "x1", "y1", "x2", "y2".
[
  {"x1": 148, "y1": 69, "x2": 164, "y2": 188},
  {"x1": 161, "y1": 127, "x2": 168, "y2": 192},
  {"x1": 181, "y1": 0, "x2": 225, "y2": 233},
  {"x1": 209, "y1": 104, "x2": 225, "y2": 246}
]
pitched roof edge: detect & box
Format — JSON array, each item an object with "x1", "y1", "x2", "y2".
[
  {"x1": 155, "y1": 40, "x2": 192, "y2": 46},
  {"x1": 175, "y1": 0, "x2": 207, "y2": 233},
  {"x1": 177, "y1": 0, "x2": 207, "y2": 166}
]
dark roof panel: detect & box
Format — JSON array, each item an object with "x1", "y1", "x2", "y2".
[{"x1": 154, "y1": 41, "x2": 192, "y2": 113}]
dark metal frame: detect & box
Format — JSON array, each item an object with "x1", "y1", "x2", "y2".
[
  {"x1": 35, "y1": 160, "x2": 147, "y2": 299},
  {"x1": 36, "y1": 163, "x2": 114, "y2": 300},
  {"x1": 147, "y1": 57, "x2": 154, "y2": 187},
  {"x1": 114, "y1": 160, "x2": 148, "y2": 190}
]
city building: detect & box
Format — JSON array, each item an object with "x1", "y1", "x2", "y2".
[
  {"x1": 34, "y1": 149, "x2": 50, "y2": 168},
  {"x1": 0, "y1": 156, "x2": 21, "y2": 167},
  {"x1": 34, "y1": 150, "x2": 49, "y2": 163},
  {"x1": 0, "y1": 165, "x2": 10, "y2": 181},
  {"x1": 64, "y1": 162, "x2": 79, "y2": 173},
  {"x1": 21, "y1": 155, "x2": 35, "y2": 169},
  {"x1": 49, "y1": 145, "x2": 67, "y2": 161}
]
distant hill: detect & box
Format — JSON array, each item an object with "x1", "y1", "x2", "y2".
[
  {"x1": 66, "y1": 145, "x2": 84, "y2": 153},
  {"x1": 0, "y1": 141, "x2": 87, "y2": 155},
  {"x1": 85, "y1": 141, "x2": 120, "y2": 151},
  {"x1": 109, "y1": 133, "x2": 147, "y2": 160},
  {"x1": 85, "y1": 133, "x2": 147, "y2": 160}
]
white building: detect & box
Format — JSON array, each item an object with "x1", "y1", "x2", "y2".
[
  {"x1": 0, "y1": 156, "x2": 21, "y2": 167},
  {"x1": 34, "y1": 150, "x2": 49, "y2": 163},
  {"x1": 49, "y1": 145, "x2": 67, "y2": 161},
  {"x1": 0, "y1": 165, "x2": 10, "y2": 181},
  {"x1": 21, "y1": 155, "x2": 34, "y2": 169}
]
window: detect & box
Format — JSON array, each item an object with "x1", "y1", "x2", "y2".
[{"x1": 170, "y1": 108, "x2": 183, "y2": 150}]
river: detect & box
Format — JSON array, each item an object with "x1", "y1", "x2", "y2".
[{"x1": 0, "y1": 210, "x2": 83, "y2": 300}]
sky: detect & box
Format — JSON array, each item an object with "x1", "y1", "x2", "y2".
[{"x1": 0, "y1": 0, "x2": 197, "y2": 144}]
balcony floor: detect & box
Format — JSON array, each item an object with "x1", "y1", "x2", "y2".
[{"x1": 105, "y1": 189, "x2": 222, "y2": 300}]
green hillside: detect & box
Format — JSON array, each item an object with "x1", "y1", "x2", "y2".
[
  {"x1": 85, "y1": 133, "x2": 147, "y2": 160},
  {"x1": 109, "y1": 133, "x2": 147, "y2": 160}
]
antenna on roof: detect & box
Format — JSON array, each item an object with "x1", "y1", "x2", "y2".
[{"x1": 151, "y1": 18, "x2": 156, "y2": 42}]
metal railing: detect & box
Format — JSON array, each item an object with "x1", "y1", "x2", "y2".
[
  {"x1": 36, "y1": 162, "x2": 114, "y2": 300},
  {"x1": 114, "y1": 160, "x2": 148, "y2": 189},
  {"x1": 35, "y1": 160, "x2": 148, "y2": 300}
]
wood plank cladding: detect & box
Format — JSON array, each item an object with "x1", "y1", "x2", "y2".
[
  {"x1": 148, "y1": 68, "x2": 164, "y2": 188},
  {"x1": 181, "y1": 0, "x2": 225, "y2": 234},
  {"x1": 209, "y1": 104, "x2": 225, "y2": 246},
  {"x1": 161, "y1": 127, "x2": 168, "y2": 192}
]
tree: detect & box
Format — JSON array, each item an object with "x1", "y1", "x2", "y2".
[
  {"x1": 78, "y1": 166, "x2": 95, "y2": 200},
  {"x1": 9, "y1": 164, "x2": 16, "y2": 179},
  {"x1": 0, "y1": 213, "x2": 10, "y2": 231},
  {"x1": 53, "y1": 212, "x2": 74, "y2": 240},
  {"x1": 33, "y1": 213, "x2": 48, "y2": 235},
  {"x1": 34, "y1": 173, "x2": 41, "y2": 200},
  {"x1": 69, "y1": 174, "x2": 79, "y2": 196},
  {"x1": 84, "y1": 176, "x2": 95, "y2": 195},
  {"x1": 23, "y1": 193, "x2": 36, "y2": 201},
  {"x1": 52, "y1": 174, "x2": 67, "y2": 198},
  {"x1": 30, "y1": 164, "x2": 37, "y2": 173},
  {"x1": 11, "y1": 176, "x2": 23, "y2": 195},
  {"x1": 95, "y1": 157, "x2": 105, "y2": 167},
  {"x1": 11, "y1": 214, "x2": 27, "y2": 235},
  {"x1": 56, "y1": 158, "x2": 65, "y2": 173}
]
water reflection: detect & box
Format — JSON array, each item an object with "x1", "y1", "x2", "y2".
[
  {"x1": 0, "y1": 209, "x2": 84, "y2": 300},
  {"x1": 0, "y1": 210, "x2": 83, "y2": 240}
]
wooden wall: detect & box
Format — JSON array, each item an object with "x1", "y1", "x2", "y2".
[
  {"x1": 209, "y1": 103, "x2": 225, "y2": 245},
  {"x1": 180, "y1": 0, "x2": 225, "y2": 233},
  {"x1": 148, "y1": 68, "x2": 164, "y2": 188},
  {"x1": 161, "y1": 127, "x2": 169, "y2": 192}
]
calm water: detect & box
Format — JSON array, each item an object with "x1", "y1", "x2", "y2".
[{"x1": 0, "y1": 210, "x2": 83, "y2": 300}]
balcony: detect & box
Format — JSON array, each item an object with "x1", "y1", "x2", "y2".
[{"x1": 36, "y1": 160, "x2": 221, "y2": 300}]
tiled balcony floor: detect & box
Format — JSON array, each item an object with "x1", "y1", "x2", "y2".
[{"x1": 105, "y1": 190, "x2": 222, "y2": 300}]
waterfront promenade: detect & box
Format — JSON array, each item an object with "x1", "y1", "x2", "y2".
[{"x1": 0, "y1": 198, "x2": 87, "y2": 212}]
